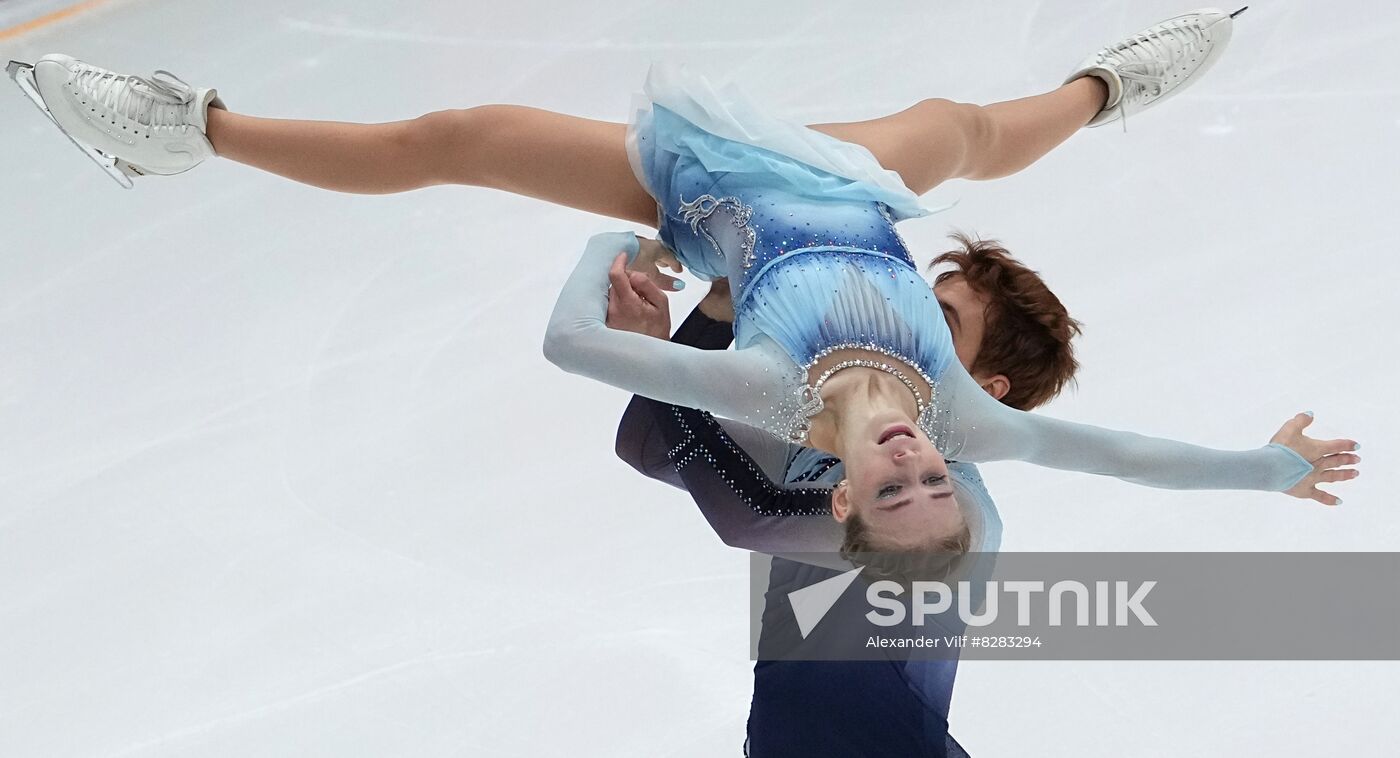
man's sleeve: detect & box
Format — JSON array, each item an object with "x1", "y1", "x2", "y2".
[
  {"x1": 614, "y1": 306, "x2": 735, "y2": 488},
  {"x1": 658, "y1": 402, "x2": 841, "y2": 552},
  {"x1": 613, "y1": 306, "x2": 841, "y2": 553}
]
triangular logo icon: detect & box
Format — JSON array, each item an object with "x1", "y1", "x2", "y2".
[{"x1": 788, "y1": 566, "x2": 864, "y2": 639}]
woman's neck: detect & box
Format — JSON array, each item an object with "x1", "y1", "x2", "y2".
[{"x1": 806, "y1": 368, "x2": 922, "y2": 456}]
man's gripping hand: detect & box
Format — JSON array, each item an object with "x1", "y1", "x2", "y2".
[{"x1": 607, "y1": 252, "x2": 672, "y2": 340}]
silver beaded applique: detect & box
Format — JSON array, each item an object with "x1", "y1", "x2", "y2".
[
  {"x1": 679, "y1": 194, "x2": 759, "y2": 269},
  {"x1": 787, "y1": 343, "x2": 941, "y2": 445}
]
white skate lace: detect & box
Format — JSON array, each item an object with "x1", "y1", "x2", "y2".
[
  {"x1": 74, "y1": 67, "x2": 197, "y2": 131},
  {"x1": 1101, "y1": 20, "x2": 1209, "y2": 132}
]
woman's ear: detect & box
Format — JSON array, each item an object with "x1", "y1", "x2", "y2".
[{"x1": 831, "y1": 481, "x2": 851, "y2": 522}]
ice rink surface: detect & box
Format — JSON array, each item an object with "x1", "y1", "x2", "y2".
[{"x1": 2, "y1": 0, "x2": 1398, "y2": 755}]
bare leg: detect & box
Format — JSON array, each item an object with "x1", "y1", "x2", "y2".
[
  {"x1": 808, "y1": 77, "x2": 1109, "y2": 194},
  {"x1": 203, "y1": 78, "x2": 1105, "y2": 227},
  {"x1": 206, "y1": 105, "x2": 657, "y2": 227}
]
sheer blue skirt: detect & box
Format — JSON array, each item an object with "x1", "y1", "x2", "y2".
[
  {"x1": 625, "y1": 63, "x2": 958, "y2": 388},
  {"x1": 624, "y1": 63, "x2": 944, "y2": 282}
]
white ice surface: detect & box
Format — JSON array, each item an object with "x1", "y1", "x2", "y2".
[{"x1": 2, "y1": 1, "x2": 1398, "y2": 756}]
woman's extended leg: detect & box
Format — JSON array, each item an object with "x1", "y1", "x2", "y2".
[
  {"x1": 204, "y1": 79, "x2": 1099, "y2": 227},
  {"x1": 206, "y1": 105, "x2": 658, "y2": 227},
  {"x1": 807, "y1": 78, "x2": 1108, "y2": 195},
  {"x1": 811, "y1": 8, "x2": 1242, "y2": 194}
]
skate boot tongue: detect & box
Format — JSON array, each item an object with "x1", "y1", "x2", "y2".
[
  {"x1": 126, "y1": 71, "x2": 198, "y2": 126},
  {"x1": 130, "y1": 71, "x2": 194, "y2": 104},
  {"x1": 130, "y1": 71, "x2": 223, "y2": 132}
]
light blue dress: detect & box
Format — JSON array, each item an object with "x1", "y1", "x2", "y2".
[{"x1": 546, "y1": 65, "x2": 1312, "y2": 493}]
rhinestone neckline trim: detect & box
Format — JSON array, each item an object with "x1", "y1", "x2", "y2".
[{"x1": 788, "y1": 343, "x2": 938, "y2": 443}]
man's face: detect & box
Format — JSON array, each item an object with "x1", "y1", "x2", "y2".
[{"x1": 933, "y1": 275, "x2": 990, "y2": 372}]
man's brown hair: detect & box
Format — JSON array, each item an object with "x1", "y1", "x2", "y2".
[{"x1": 930, "y1": 232, "x2": 1082, "y2": 411}]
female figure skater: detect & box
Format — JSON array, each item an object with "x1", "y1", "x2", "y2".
[{"x1": 12, "y1": 9, "x2": 1358, "y2": 553}]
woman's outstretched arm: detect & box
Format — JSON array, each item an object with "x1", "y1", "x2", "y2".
[{"x1": 940, "y1": 364, "x2": 1360, "y2": 504}]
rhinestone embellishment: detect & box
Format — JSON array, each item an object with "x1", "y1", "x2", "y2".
[
  {"x1": 679, "y1": 194, "x2": 759, "y2": 269},
  {"x1": 788, "y1": 346, "x2": 938, "y2": 444}
]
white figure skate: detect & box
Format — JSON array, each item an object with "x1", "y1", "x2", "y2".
[
  {"x1": 7, "y1": 54, "x2": 223, "y2": 188},
  {"x1": 1067, "y1": 7, "x2": 1247, "y2": 129}
]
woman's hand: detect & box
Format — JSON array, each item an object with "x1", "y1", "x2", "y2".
[
  {"x1": 607, "y1": 253, "x2": 671, "y2": 340},
  {"x1": 628, "y1": 237, "x2": 685, "y2": 293},
  {"x1": 1269, "y1": 412, "x2": 1360, "y2": 505}
]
